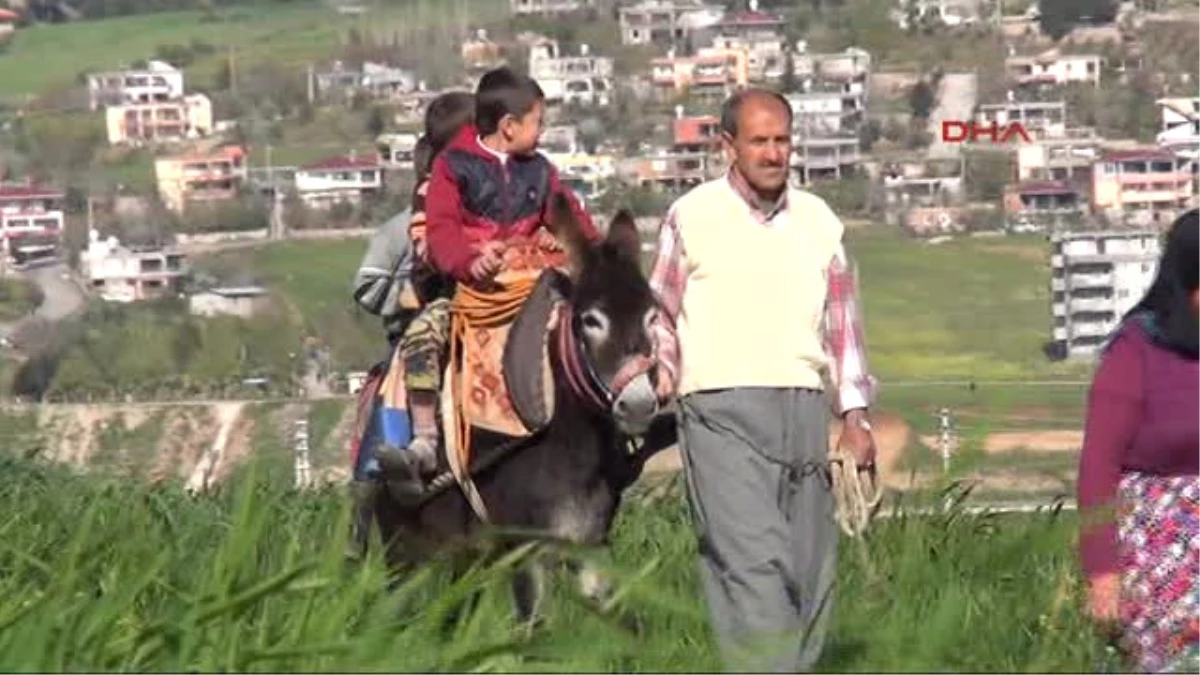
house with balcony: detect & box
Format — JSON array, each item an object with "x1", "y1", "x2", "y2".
[
  {"x1": 787, "y1": 82, "x2": 867, "y2": 136},
  {"x1": 881, "y1": 173, "x2": 965, "y2": 226},
  {"x1": 293, "y1": 154, "x2": 383, "y2": 209},
  {"x1": 543, "y1": 151, "x2": 617, "y2": 203},
  {"x1": 892, "y1": 0, "x2": 983, "y2": 30},
  {"x1": 528, "y1": 38, "x2": 614, "y2": 107},
  {"x1": 1015, "y1": 128, "x2": 1101, "y2": 183},
  {"x1": 650, "y1": 47, "x2": 748, "y2": 102},
  {"x1": 154, "y1": 145, "x2": 247, "y2": 214},
  {"x1": 315, "y1": 61, "x2": 417, "y2": 102},
  {"x1": 376, "y1": 133, "x2": 419, "y2": 170},
  {"x1": 105, "y1": 93, "x2": 213, "y2": 146},
  {"x1": 81, "y1": 231, "x2": 188, "y2": 303},
  {"x1": 1002, "y1": 180, "x2": 1088, "y2": 231},
  {"x1": 87, "y1": 60, "x2": 185, "y2": 111},
  {"x1": 975, "y1": 99, "x2": 1067, "y2": 140},
  {"x1": 618, "y1": 0, "x2": 723, "y2": 47},
  {"x1": 793, "y1": 46, "x2": 872, "y2": 84},
  {"x1": 672, "y1": 113, "x2": 721, "y2": 153},
  {"x1": 1048, "y1": 228, "x2": 1160, "y2": 358},
  {"x1": 1156, "y1": 96, "x2": 1199, "y2": 193},
  {"x1": 0, "y1": 182, "x2": 64, "y2": 258},
  {"x1": 1005, "y1": 49, "x2": 1103, "y2": 89},
  {"x1": 617, "y1": 150, "x2": 714, "y2": 191},
  {"x1": 708, "y1": 33, "x2": 787, "y2": 83},
  {"x1": 711, "y1": 4, "x2": 786, "y2": 41},
  {"x1": 1092, "y1": 148, "x2": 1195, "y2": 227},
  {"x1": 792, "y1": 136, "x2": 861, "y2": 185},
  {"x1": 509, "y1": 0, "x2": 595, "y2": 15}
]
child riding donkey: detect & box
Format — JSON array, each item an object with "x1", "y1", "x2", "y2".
[
  {"x1": 351, "y1": 67, "x2": 601, "y2": 535},
  {"x1": 349, "y1": 91, "x2": 475, "y2": 557}
]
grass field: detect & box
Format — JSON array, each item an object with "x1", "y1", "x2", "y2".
[
  {"x1": 0, "y1": 452, "x2": 1121, "y2": 673},
  {"x1": 0, "y1": 0, "x2": 507, "y2": 98},
  {"x1": 197, "y1": 225, "x2": 1093, "y2": 383}
]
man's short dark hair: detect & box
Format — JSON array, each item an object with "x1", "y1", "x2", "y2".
[
  {"x1": 475, "y1": 67, "x2": 545, "y2": 136},
  {"x1": 719, "y1": 88, "x2": 793, "y2": 138}
]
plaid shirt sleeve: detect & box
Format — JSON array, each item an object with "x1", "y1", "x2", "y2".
[
  {"x1": 647, "y1": 206, "x2": 685, "y2": 391},
  {"x1": 823, "y1": 245, "x2": 878, "y2": 414}
]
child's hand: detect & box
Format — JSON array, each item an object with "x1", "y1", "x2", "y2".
[
  {"x1": 468, "y1": 248, "x2": 502, "y2": 282},
  {"x1": 536, "y1": 229, "x2": 562, "y2": 251}
]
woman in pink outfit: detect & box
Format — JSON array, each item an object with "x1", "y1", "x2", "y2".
[{"x1": 1077, "y1": 208, "x2": 1198, "y2": 673}]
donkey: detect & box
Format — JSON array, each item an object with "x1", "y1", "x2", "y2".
[{"x1": 367, "y1": 194, "x2": 677, "y2": 622}]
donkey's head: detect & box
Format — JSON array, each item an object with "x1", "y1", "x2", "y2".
[{"x1": 547, "y1": 195, "x2": 661, "y2": 436}]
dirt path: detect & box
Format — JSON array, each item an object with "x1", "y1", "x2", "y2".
[{"x1": 184, "y1": 402, "x2": 246, "y2": 493}]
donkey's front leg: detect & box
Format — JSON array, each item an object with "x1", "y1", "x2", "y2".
[{"x1": 511, "y1": 558, "x2": 547, "y2": 630}]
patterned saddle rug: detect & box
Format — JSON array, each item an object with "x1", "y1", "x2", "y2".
[{"x1": 440, "y1": 247, "x2": 569, "y2": 475}]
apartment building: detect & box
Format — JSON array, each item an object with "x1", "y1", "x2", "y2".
[
  {"x1": 650, "y1": 47, "x2": 747, "y2": 102},
  {"x1": 293, "y1": 154, "x2": 383, "y2": 209},
  {"x1": 1015, "y1": 128, "x2": 1101, "y2": 183},
  {"x1": 791, "y1": 136, "x2": 861, "y2": 185},
  {"x1": 105, "y1": 93, "x2": 213, "y2": 146},
  {"x1": 87, "y1": 60, "x2": 185, "y2": 111},
  {"x1": 1003, "y1": 180, "x2": 1087, "y2": 231},
  {"x1": 81, "y1": 231, "x2": 188, "y2": 303},
  {"x1": 0, "y1": 182, "x2": 63, "y2": 259},
  {"x1": 1005, "y1": 50, "x2": 1103, "y2": 88},
  {"x1": 787, "y1": 81, "x2": 867, "y2": 136},
  {"x1": 527, "y1": 38, "x2": 614, "y2": 107},
  {"x1": 154, "y1": 145, "x2": 248, "y2": 213},
  {"x1": 1092, "y1": 148, "x2": 1195, "y2": 227},
  {"x1": 892, "y1": 0, "x2": 983, "y2": 29},
  {"x1": 618, "y1": 0, "x2": 722, "y2": 47},
  {"x1": 708, "y1": 33, "x2": 787, "y2": 83},
  {"x1": 314, "y1": 61, "x2": 416, "y2": 102},
  {"x1": 711, "y1": 4, "x2": 786, "y2": 41},
  {"x1": 975, "y1": 99, "x2": 1067, "y2": 140},
  {"x1": 1049, "y1": 229, "x2": 1160, "y2": 358}
]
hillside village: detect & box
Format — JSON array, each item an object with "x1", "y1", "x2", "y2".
[{"x1": 0, "y1": 0, "x2": 1195, "y2": 402}]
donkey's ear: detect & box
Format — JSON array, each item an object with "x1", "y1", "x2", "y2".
[
  {"x1": 606, "y1": 209, "x2": 641, "y2": 263},
  {"x1": 545, "y1": 192, "x2": 592, "y2": 275}
]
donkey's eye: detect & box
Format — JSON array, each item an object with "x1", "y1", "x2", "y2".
[{"x1": 579, "y1": 310, "x2": 609, "y2": 340}]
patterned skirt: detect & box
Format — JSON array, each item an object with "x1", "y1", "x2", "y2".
[{"x1": 1117, "y1": 472, "x2": 1200, "y2": 673}]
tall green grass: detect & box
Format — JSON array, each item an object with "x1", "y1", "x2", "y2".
[{"x1": 0, "y1": 455, "x2": 1119, "y2": 672}]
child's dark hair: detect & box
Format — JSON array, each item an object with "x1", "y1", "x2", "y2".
[
  {"x1": 474, "y1": 67, "x2": 545, "y2": 136},
  {"x1": 413, "y1": 91, "x2": 475, "y2": 179}
]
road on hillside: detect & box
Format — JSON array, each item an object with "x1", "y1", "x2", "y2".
[
  {"x1": 926, "y1": 72, "x2": 979, "y2": 160},
  {"x1": 0, "y1": 262, "x2": 88, "y2": 345}
]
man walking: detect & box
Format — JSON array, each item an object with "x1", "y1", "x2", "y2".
[{"x1": 646, "y1": 88, "x2": 879, "y2": 672}]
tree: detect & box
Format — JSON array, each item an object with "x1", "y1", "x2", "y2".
[
  {"x1": 365, "y1": 105, "x2": 387, "y2": 137},
  {"x1": 908, "y1": 80, "x2": 936, "y2": 120},
  {"x1": 780, "y1": 49, "x2": 798, "y2": 94}
]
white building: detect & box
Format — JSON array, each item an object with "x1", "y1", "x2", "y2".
[
  {"x1": 0, "y1": 183, "x2": 64, "y2": 253},
  {"x1": 1156, "y1": 96, "x2": 1200, "y2": 191},
  {"x1": 1005, "y1": 50, "x2": 1103, "y2": 88},
  {"x1": 376, "y1": 133, "x2": 419, "y2": 170},
  {"x1": 87, "y1": 60, "x2": 185, "y2": 111},
  {"x1": 105, "y1": 93, "x2": 214, "y2": 146},
  {"x1": 509, "y1": 0, "x2": 594, "y2": 14},
  {"x1": 81, "y1": 231, "x2": 188, "y2": 303},
  {"x1": 527, "y1": 38, "x2": 614, "y2": 107},
  {"x1": 293, "y1": 154, "x2": 383, "y2": 209},
  {"x1": 188, "y1": 286, "x2": 269, "y2": 318},
  {"x1": 1049, "y1": 229, "x2": 1161, "y2": 358}
]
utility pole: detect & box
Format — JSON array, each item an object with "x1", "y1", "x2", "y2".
[
  {"x1": 228, "y1": 44, "x2": 238, "y2": 96},
  {"x1": 307, "y1": 63, "x2": 315, "y2": 105}
]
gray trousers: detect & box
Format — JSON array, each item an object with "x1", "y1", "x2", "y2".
[{"x1": 677, "y1": 387, "x2": 838, "y2": 673}]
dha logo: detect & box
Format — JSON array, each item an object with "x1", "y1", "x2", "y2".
[{"x1": 940, "y1": 120, "x2": 1033, "y2": 144}]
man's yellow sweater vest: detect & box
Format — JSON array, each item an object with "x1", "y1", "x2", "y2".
[{"x1": 672, "y1": 179, "x2": 844, "y2": 397}]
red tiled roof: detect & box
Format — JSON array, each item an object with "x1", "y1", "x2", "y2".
[
  {"x1": 300, "y1": 154, "x2": 381, "y2": 171},
  {"x1": 1014, "y1": 180, "x2": 1077, "y2": 196},
  {"x1": 1100, "y1": 149, "x2": 1175, "y2": 163},
  {"x1": 0, "y1": 184, "x2": 63, "y2": 200}
]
